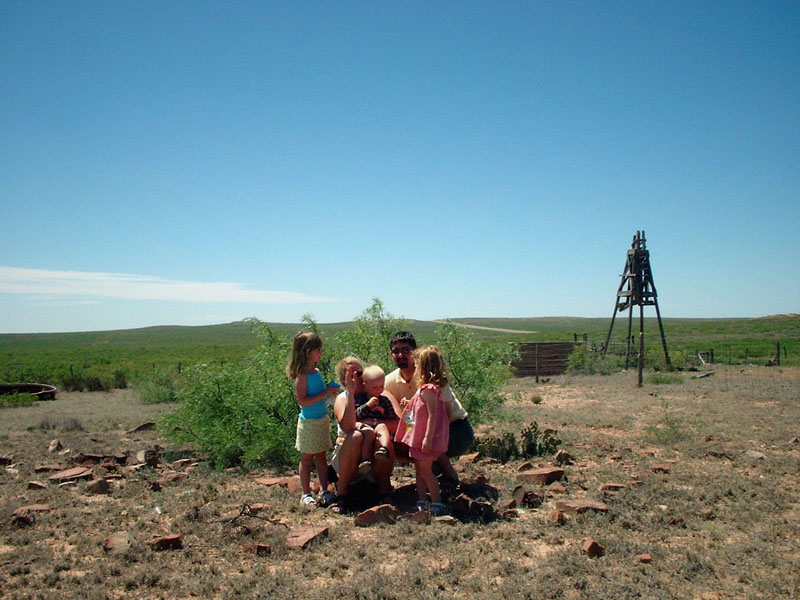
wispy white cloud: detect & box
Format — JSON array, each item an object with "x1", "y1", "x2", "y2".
[{"x1": 0, "y1": 267, "x2": 339, "y2": 304}]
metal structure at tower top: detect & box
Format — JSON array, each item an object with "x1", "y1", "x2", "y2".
[{"x1": 602, "y1": 231, "x2": 671, "y2": 371}]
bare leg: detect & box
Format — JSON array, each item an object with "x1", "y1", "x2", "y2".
[
  {"x1": 374, "y1": 423, "x2": 391, "y2": 451},
  {"x1": 435, "y1": 452, "x2": 459, "y2": 482},
  {"x1": 335, "y1": 429, "x2": 363, "y2": 497},
  {"x1": 415, "y1": 458, "x2": 439, "y2": 503},
  {"x1": 372, "y1": 438, "x2": 394, "y2": 496},
  {"x1": 359, "y1": 426, "x2": 376, "y2": 462},
  {"x1": 299, "y1": 453, "x2": 314, "y2": 495},
  {"x1": 314, "y1": 452, "x2": 329, "y2": 492}
]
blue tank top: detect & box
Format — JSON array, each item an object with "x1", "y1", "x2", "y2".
[{"x1": 299, "y1": 371, "x2": 328, "y2": 420}]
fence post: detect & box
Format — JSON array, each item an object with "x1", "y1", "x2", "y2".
[
  {"x1": 776, "y1": 341, "x2": 781, "y2": 366},
  {"x1": 535, "y1": 343, "x2": 539, "y2": 383}
]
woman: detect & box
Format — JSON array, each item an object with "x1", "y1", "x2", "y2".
[{"x1": 330, "y1": 357, "x2": 397, "y2": 512}]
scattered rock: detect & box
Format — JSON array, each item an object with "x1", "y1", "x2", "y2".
[
  {"x1": 667, "y1": 516, "x2": 684, "y2": 526},
  {"x1": 11, "y1": 504, "x2": 54, "y2": 526},
  {"x1": 745, "y1": 450, "x2": 765, "y2": 460},
  {"x1": 449, "y1": 494, "x2": 496, "y2": 522},
  {"x1": 27, "y1": 480, "x2": 48, "y2": 490},
  {"x1": 555, "y1": 449, "x2": 575, "y2": 465},
  {"x1": 502, "y1": 509, "x2": 519, "y2": 519},
  {"x1": 458, "y1": 452, "x2": 481, "y2": 465},
  {"x1": 581, "y1": 536, "x2": 604, "y2": 558},
  {"x1": 0, "y1": 455, "x2": 13, "y2": 465},
  {"x1": 706, "y1": 450, "x2": 735, "y2": 461},
  {"x1": 517, "y1": 461, "x2": 533, "y2": 471},
  {"x1": 435, "y1": 515, "x2": 458, "y2": 526},
  {"x1": 593, "y1": 438, "x2": 614, "y2": 452},
  {"x1": 86, "y1": 479, "x2": 110, "y2": 494},
  {"x1": 555, "y1": 499, "x2": 610, "y2": 515},
  {"x1": 103, "y1": 531, "x2": 135, "y2": 555},
  {"x1": 354, "y1": 504, "x2": 399, "y2": 527},
  {"x1": 161, "y1": 472, "x2": 189, "y2": 484},
  {"x1": 49, "y1": 467, "x2": 93, "y2": 482},
  {"x1": 172, "y1": 458, "x2": 193, "y2": 469},
  {"x1": 127, "y1": 422, "x2": 156, "y2": 433},
  {"x1": 136, "y1": 448, "x2": 160, "y2": 467},
  {"x1": 47, "y1": 439, "x2": 63, "y2": 453},
  {"x1": 548, "y1": 483, "x2": 568, "y2": 494},
  {"x1": 517, "y1": 467, "x2": 564, "y2": 485},
  {"x1": 789, "y1": 437, "x2": 798, "y2": 445},
  {"x1": 636, "y1": 553, "x2": 653, "y2": 563},
  {"x1": 182, "y1": 506, "x2": 200, "y2": 521},
  {"x1": 651, "y1": 465, "x2": 671, "y2": 474},
  {"x1": 148, "y1": 534, "x2": 183, "y2": 550},
  {"x1": 255, "y1": 476, "x2": 291, "y2": 487},
  {"x1": 244, "y1": 543, "x2": 272, "y2": 556},
  {"x1": 698, "y1": 508, "x2": 715, "y2": 520},
  {"x1": 398, "y1": 510, "x2": 431, "y2": 524},
  {"x1": 498, "y1": 498, "x2": 516, "y2": 511},
  {"x1": 34, "y1": 464, "x2": 61, "y2": 472},
  {"x1": 512, "y1": 485, "x2": 544, "y2": 508},
  {"x1": 72, "y1": 453, "x2": 105, "y2": 466},
  {"x1": 600, "y1": 482, "x2": 627, "y2": 493},
  {"x1": 286, "y1": 526, "x2": 328, "y2": 549},
  {"x1": 547, "y1": 509, "x2": 566, "y2": 525}
]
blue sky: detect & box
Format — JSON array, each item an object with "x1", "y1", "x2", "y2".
[{"x1": 2, "y1": 1, "x2": 798, "y2": 333}]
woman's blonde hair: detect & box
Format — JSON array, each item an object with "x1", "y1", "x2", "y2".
[
  {"x1": 335, "y1": 356, "x2": 363, "y2": 385},
  {"x1": 413, "y1": 345, "x2": 449, "y2": 389},
  {"x1": 286, "y1": 331, "x2": 322, "y2": 379}
]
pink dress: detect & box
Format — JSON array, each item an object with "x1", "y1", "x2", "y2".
[{"x1": 395, "y1": 383, "x2": 449, "y2": 460}]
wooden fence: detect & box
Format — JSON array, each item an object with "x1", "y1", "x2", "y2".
[{"x1": 511, "y1": 342, "x2": 578, "y2": 378}]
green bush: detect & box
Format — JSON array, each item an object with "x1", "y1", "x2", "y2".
[
  {"x1": 476, "y1": 421, "x2": 561, "y2": 463},
  {"x1": 137, "y1": 369, "x2": 179, "y2": 404},
  {"x1": 160, "y1": 321, "x2": 298, "y2": 469},
  {"x1": 566, "y1": 345, "x2": 623, "y2": 375},
  {"x1": 330, "y1": 298, "x2": 406, "y2": 374},
  {"x1": 647, "y1": 373, "x2": 683, "y2": 385},
  {"x1": 0, "y1": 392, "x2": 35, "y2": 409},
  {"x1": 434, "y1": 322, "x2": 516, "y2": 425}
]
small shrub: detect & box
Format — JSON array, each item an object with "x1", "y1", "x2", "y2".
[
  {"x1": 477, "y1": 421, "x2": 561, "y2": 463},
  {"x1": 645, "y1": 401, "x2": 688, "y2": 444},
  {"x1": 566, "y1": 346, "x2": 623, "y2": 375},
  {"x1": 647, "y1": 373, "x2": 683, "y2": 385},
  {"x1": 112, "y1": 369, "x2": 128, "y2": 389},
  {"x1": 529, "y1": 394, "x2": 543, "y2": 404},
  {"x1": 0, "y1": 392, "x2": 35, "y2": 408},
  {"x1": 137, "y1": 369, "x2": 179, "y2": 404}
]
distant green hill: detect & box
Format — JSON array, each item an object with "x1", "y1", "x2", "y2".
[{"x1": 1, "y1": 315, "x2": 797, "y2": 386}]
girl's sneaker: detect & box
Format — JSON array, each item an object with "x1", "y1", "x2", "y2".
[
  {"x1": 319, "y1": 490, "x2": 336, "y2": 507},
  {"x1": 300, "y1": 492, "x2": 317, "y2": 507},
  {"x1": 415, "y1": 500, "x2": 429, "y2": 512},
  {"x1": 429, "y1": 501, "x2": 447, "y2": 516}
]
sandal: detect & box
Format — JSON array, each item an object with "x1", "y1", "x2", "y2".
[
  {"x1": 415, "y1": 500, "x2": 429, "y2": 512},
  {"x1": 319, "y1": 490, "x2": 336, "y2": 507},
  {"x1": 429, "y1": 501, "x2": 447, "y2": 516},
  {"x1": 329, "y1": 496, "x2": 348, "y2": 515},
  {"x1": 300, "y1": 492, "x2": 317, "y2": 507},
  {"x1": 358, "y1": 460, "x2": 373, "y2": 476},
  {"x1": 374, "y1": 445, "x2": 390, "y2": 460}
]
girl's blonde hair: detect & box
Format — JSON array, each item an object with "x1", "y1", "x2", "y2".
[
  {"x1": 335, "y1": 356, "x2": 363, "y2": 385},
  {"x1": 413, "y1": 345, "x2": 449, "y2": 389},
  {"x1": 286, "y1": 331, "x2": 322, "y2": 379}
]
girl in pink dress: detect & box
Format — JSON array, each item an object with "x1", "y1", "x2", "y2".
[{"x1": 395, "y1": 345, "x2": 451, "y2": 515}]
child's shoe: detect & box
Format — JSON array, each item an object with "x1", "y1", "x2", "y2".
[
  {"x1": 358, "y1": 460, "x2": 372, "y2": 476},
  {"x1": 415, "y1": 500, "x2": 429, "y2": 512},
  {"x1": 319, "y1": 490, "x2": 336, "y2": 507},
  {"x1": 300, "y1": 492, "x2": 317, "y2": 507},
  {"x1": 429, "y1": 501, "x2": 447, "y2": 516}
]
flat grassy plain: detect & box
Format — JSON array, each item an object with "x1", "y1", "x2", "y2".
[
  {"x1": 1, "y1": 315, "x2": 798, "y2": 387},
  {"x1": 1, "y1": 365, "x2": 798, "y2": 599}
]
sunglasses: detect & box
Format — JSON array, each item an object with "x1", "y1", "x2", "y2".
[{"x1": 391, "y1": 347, "x2": 413, "y2": 356}]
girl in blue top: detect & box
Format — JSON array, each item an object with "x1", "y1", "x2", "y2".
[{"x1": 286, "y1": 331, "x2": 339, "y2": 507}]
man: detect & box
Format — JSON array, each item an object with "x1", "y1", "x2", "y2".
[{"x1": 383, "y1": 331, "x2": 474, "y2": 483}]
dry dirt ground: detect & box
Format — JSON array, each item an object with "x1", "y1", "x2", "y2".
[{"x1": 1, "y1": 365, "x2": 798, "y2": 599}]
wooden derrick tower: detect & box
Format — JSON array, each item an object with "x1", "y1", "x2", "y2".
[{"x1": 603, "y1": 231, "x2": 670, "y2": 381}]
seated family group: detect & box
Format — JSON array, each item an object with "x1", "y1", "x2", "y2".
[{"x1": 286, "y1": 331, "x2": 474, "y2": 516}]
